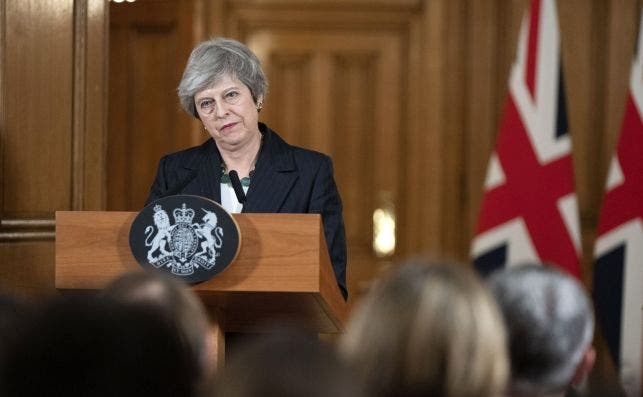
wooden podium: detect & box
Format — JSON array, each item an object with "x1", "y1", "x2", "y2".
[{"x1": 55, "y1": 211, "x2": 348, "y2": 366}]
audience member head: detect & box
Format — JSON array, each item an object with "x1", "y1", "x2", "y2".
[
  {"x1": 3, "y1": 295, "x2": 195, "y2": 396},
  {"x1": 340, "y1": 258, "x2": 509, "y2": 397},
  {"x1": 214, "y1": 328, "x2": 364, "y2": 397},
  {"x1": 100, "y1": 271, "x2": 215, "y2": 391},
  {"x1": 488, "y1": 263, "x2": 595, "y2": 397}
]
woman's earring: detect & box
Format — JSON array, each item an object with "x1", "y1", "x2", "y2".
[{"x1": 257, "y1": 102, "x2": 263, "y2": 113}]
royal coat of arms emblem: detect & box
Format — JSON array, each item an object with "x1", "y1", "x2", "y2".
[{"x1": 130, "y1": 195, "x2": 240, "y2": 283}]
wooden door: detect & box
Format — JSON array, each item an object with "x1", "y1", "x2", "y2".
[
  {"x1": 251, "y1": 35, "x2": 403, "y2": 297},
  {"x1": 212, "y1": 2, "x2": 420, "y2": 298}
]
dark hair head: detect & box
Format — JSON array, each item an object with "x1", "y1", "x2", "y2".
[
  {"x1": 3, "y1": 295, "x2": 196, "y2": 397},
  {"x1": 214, "y1": 328, "x2": 364, "y2": 397}
]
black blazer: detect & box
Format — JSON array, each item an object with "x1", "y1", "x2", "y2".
[{"x1": 146, "y1": 123, "x2": 348, "y2": 298}]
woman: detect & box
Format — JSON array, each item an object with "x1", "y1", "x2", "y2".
[
  {"x1": 339, "y1": 259, "x2": 509, "y2": 397},
  {"x1": 146, "y1": 38, "x2": 347, "y2": 298}
]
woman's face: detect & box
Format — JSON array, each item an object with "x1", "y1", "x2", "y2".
[{"x1": 194, "y1": 74, "x2": 261, "y2": 151}]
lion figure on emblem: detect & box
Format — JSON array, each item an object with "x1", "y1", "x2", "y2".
[{"x1": 145, "y1": 206, "x2": 173, "y2": 262}]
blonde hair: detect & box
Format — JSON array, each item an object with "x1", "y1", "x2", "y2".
[{"x1": 340, "y1": 259, "x2": 508, "y2": 397}]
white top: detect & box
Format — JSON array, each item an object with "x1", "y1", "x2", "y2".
[{"x1": 220, "y1": 182, "x2": 249, "y2": 214}]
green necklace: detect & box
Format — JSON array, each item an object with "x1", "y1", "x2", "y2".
[{"x1": 220, "y1": 171, "x2": 251, "y2": 187}]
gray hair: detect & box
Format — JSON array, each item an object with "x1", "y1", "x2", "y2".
[
  {"x1": 178, "y1": 37, "x2": 268, "y2": 118},
  {"x1": 488, "y1": 263, "x2": 594, "y2": 395}
]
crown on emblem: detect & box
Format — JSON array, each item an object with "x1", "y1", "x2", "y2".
[
  {"x1": 173, "y1": 203, "x2": 195, "y2": 224},
  {"x1": 153, "y1": 204, "x2": 163, "y2": 213}
]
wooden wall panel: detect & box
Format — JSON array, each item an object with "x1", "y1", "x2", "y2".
[
  {"x1": 331, "y1": 53, "x2": 377, "y2": 244},
  {"x1": 107, "y1": 0, "x2": 197, "y2": 211},
  {"x1": 74, "y1": 0, "x2": 109, "y2": 210},
  {"x1": 3, "y1": 0, "x2": 73, "y2": 214},
  {"x1": 265, "y1": 54, "x2": 313, "y2": 146},
  {"x1": 403, "y1": 0, "x2": 445, "y2": 255},
  {"x1": 440, "y1": 0, "x2": 467, "y2": 256},
  {"x1": 0, "y1": 0, "x2": 73, "y2": 297},
  {"x1": 0, "y1": 242, "x2": 54, "y2": 297},
  {"x1": 0, "y1": 0, "x2": 107, "y2": 297}
]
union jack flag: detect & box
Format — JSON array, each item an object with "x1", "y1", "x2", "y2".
[
  {"x1": 471, "y1": 0, "x2": 581, "y2": 278},
  {"x1": 593, "y1": 11, "x2": 643, "y2": 397}
]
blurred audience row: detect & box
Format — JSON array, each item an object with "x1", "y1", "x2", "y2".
[{"x1": 0, "y1": 259, "x2": 625, "y2": 396}]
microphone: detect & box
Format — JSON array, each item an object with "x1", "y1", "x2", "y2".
[{"x1": 228, "y1": 170, "x2": 247, "y2": 204}]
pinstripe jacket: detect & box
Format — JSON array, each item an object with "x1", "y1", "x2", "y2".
[{"x1": 146, "y1": 123, "x2": 347, "y2": 298}]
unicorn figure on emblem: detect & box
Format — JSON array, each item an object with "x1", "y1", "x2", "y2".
[{"x1": 194, "y1": 209, "x2": 224, "y2": 263}]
